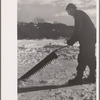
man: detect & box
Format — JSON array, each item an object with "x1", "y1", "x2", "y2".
[{"x1": 66, "y1": 3, "x2": 96, "y2": 85}]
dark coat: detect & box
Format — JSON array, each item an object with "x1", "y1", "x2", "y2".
[{"x1": 67, "y1": 10, "x2": 96, "y2": 63}]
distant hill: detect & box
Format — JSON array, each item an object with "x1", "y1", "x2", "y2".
[{"x1": 18, "y1": 22, "x2": 74, "y2": 39}]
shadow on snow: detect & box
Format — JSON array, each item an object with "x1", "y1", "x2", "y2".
[{"x1": 18, "y1": 83, "x2": 90, "y2": 93}]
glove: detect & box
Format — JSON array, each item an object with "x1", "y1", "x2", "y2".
[{"x1": 67, "y1": 40, "x2": 73, "y2": 46}]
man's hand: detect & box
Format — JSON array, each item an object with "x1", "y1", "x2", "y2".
[{"x1": 67, "y1": 40, "x2": 73, "y2": 46}]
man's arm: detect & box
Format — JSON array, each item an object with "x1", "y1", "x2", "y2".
[
  {"x1": 67, "y1": 18, "x2": 80, "y2": 46},
  {"x1": 67, "y1": 12, "x2": 83, "y2": 46}
]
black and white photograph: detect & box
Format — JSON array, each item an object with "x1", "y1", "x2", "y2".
[{"x1": 17, "y1": 0, "x2": 98, "y2": 100}]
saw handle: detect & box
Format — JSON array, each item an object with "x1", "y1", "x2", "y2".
[{"x1": 54, "y1": 45, "x2": 70, "y2": 52}]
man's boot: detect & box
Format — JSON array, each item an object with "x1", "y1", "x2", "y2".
[{"x1": 68, "y1": 71, "x2": 83, "y2": 85}]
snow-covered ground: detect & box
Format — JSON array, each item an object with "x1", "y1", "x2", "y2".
[{"x1": 18, "y1": 39, "x2": 96, "y2": 100}]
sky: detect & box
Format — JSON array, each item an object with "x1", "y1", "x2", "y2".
[{"x1": 18, "y1": 0, "x2": 96, "y2": 26}]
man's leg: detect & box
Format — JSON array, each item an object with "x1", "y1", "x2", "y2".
[
  {"x1": 68, "y1": 62, "x2": 86, "y2": 85},
  {"x1": 76, "y1": 63, "x2": 86, "y2": 79}
]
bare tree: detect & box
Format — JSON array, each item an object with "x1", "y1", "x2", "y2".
[
  {"x1": 33, "y1": 17, "x2": 45, "y2": 24},
  {"x1": 54, "y1": 21, "x2": 59, "y2": 24}
]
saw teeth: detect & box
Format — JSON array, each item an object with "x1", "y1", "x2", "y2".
[{"x1": 18, "y1": 51, "x2": 59, "y2": 81}]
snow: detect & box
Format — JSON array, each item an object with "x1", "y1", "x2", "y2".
[{"x1": 18, "y1": 39, "x2": 96, "y2": 100}]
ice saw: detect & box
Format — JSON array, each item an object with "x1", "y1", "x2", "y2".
[{"x1": 18, "y1": 45, "x2": 69, "y2": 81}]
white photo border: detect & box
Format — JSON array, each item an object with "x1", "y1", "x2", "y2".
[{"x1": 1, "y1": 0, "x2": 99, "y2": 100}]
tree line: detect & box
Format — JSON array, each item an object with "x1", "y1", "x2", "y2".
[{"x1": 18, "y1": 22, "x2": 74, "y2": 39}]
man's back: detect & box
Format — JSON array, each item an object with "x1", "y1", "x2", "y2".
[{"x1": 74, "y1": 10, "x2": 96, "y2": 45}]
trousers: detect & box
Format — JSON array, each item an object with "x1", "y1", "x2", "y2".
[{"x1": 76, "y1": 52, "x2": 96, "y2": 79}]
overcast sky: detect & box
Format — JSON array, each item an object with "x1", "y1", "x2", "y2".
[{"x1": 18, "y1": 0, "x2": 96, "y2": 26}]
